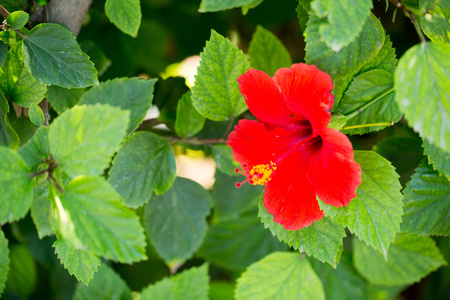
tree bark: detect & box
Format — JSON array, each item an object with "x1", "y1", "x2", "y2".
[{"x1": 48, "y1": 0, "x2": 93, "y2": 36}]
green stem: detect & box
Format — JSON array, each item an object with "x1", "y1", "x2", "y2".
[
  {"x1": 388, "y1": 0, "x2": 427, "y2": 44},
  {"x1": 168, "y1": 137, "x2": 226, "y2": 146},
  {"x1": 343, "y1": 122, "x2": 393, "y2": 130},
  {"x1": 344, "y1": 86, "x2": 395, "y2": 120}
]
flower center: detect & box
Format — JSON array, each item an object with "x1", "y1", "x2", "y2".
[{"x1": 235, "y1": 161, "x2": 277, "y2": 188}]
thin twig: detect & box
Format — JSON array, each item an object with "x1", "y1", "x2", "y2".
[
  {"x1": 49, "y1": 173, "x2": 64, "y2": 194},
  {"x1": 388, "y1": 0, "x2": 427, "y2": 44},
  {"x1": 167, "y1": 137, "x2": 226, "y2": 146},
  {"x1": 222, "y1": 116, "x2": 235, "y2": 139},
  {"x1": 0, "y1": 4, "x2": 10, "y2": 19}
]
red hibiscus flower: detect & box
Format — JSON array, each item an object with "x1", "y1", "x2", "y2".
[{"x1": 227, "y1": 63, "x2": 361, "y2": 230}]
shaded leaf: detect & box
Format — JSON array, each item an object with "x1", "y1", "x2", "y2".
[
  {"x1": 0, "y1": 229, "x2": 8, "y2": 297},
  {"x1": 199, "y1": 0, "x2": 262, "y2": 12},
  {"x1": 5, "y1": 244, "x2": 36, "y2": 298},
  {"x1": 175, "y1": 91, "x2": 205, "y2": 138},
  {"x1": 0, "y1": 90, "x2": 19, "y2": 149},
  {"x1": 18, "y1": 126, "x2": 50, "y2": 169},
  {"x1": 105, "y1": 0, "x2": 141, "y2": 37},
  {"x1": 46, "y1": 85, "x2": 85, "y2": 115},
  {"x1": 423, "y1": 138, "x2": 450, "y2": 179},
  {"x1": 109, "y1": 131, "x2": 176, "y2": 208}
]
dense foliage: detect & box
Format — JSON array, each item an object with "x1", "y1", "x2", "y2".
[{"x1": 0, "y1": 0, "x2": 449, "y2": 299}]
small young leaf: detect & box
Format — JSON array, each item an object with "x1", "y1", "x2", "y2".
[
  {"x1": 46, "y1": 85, "x2": 85, "y2": 115},
  {"x1": 0, "y1": 90, "x2": 19, "y2": 149},
  {"x1": 248, "y1": 25, "x2": 292, "y2": 76},
  {"x1": 145, "y1": 177, "x2": 211, "y2": 268},
  {"x1": 211, "y1": 171, "x2": 262, "y2": 222},
  {"x1": 305, "y1": 13, "x2": 384, "y2": 81},
  {"x1": 310, "y1": 252, "x2": 367, "y2": 300},
  {"x1": 310, "y1": 0, "x2": 373, "y2": 51},
  {"x1": 395, "y1": 42, "x2": 450, "y2": 152},
  {"x1": 192, "y1": 30, "x2": 250, "y2": 121},
  {"x1": 6, "y1": 11, "x2": 29, "y2": 30},
  {"x1": 197, "y1": 215, "x2": 287, "y2": 270},
  {"x1": 199, "y1": 0, "x2": 262, "y2": 12},
  {"x1": 55, "y1": 175, "x2": 147, "y2": 263},
  {"x1": 0, "y1": 146, "x2": 33, "y2": 224},
  {"x1": 23, "y1": 23, "x2": 99, "y2": 88},
  {"x1": 79, "y1": 77, "x2": 157, "y2": 135},
  {"x1": 338, "y1": 69, "x2": 401, "y2": 135},
  {"x1": 423, "y1": 138, "x2": 450, "y2": 179},
  {"x1": 259, "y1": 199, "x2": 346, "y2": 268},
  {"x1": 319, "y1": 151, "x2": 403, "y2": 258},
  {"x1": 175, "y1": 92, "x2": 205, "y2": 138},
  {"x1": 211, "y1": 145, "x2": 240, "y2": 177},
  {"x1": 353, "y1": 234, "x2": 447, "y2": 286},
  {"x1": 0, "y1": 42, "x2": 47, "y2": 107},
  {"x1": 105, "y1": 0, "x2": 142, "y2": 38},
  {"x1": 49, "y1": 104, "x2": 129, "y2": 178},
  {"x1": 73, "y1": 264, "x2": 132, "y2": 300},
  {"x1": 0, "y1": 229, "x2": 9, "y2": 297},
  {"x1": 53, "y1": 239, "x2": 101, "y2": 285},
  {"x1": 401, "y1": 162, "x2": 450, "y2": 236},
  {"x1": 140, "y1": 264, "x2": 209, "y2": 300},
  {"x1": 5, "y1": 244, "x2": 36, "y2": 298},
  {"x1": 235, "y1": 252, "x2": 325, "y2": 300},
  {"x1": 109, "y1": 131, "x2": 176, "y2": 208},
  {"x1": 18, "y1": 126, "x2": 50, "y2": 169},
  {"x1": 28, "y1": 103, "x2": 45, "y2": 126}
]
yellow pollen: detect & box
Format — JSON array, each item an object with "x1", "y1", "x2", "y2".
[{"x1": 249, "y1": 161, "x2": 277, "y2": 185}]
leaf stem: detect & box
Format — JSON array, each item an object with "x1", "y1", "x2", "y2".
[
  {"x1": 343, "y1": 122, "x2": 394, "y2": 130},
  {"x1": 388, "y1": 0, "x2": 427, "y2": 44},
  {"x1": 167, "y1": 137, "x2": 226, "y2": 146},
  {"x1": 49, "y1": 173, "x2": 64, "y2": 194},
  {"x1": 0, "y1": 4, "x2": 9, "y2": 19},
  {"x1": 344, "y1": 86, "x2": 395, "y2": 120},
  {"x1": 222, "y1": 116, "x2": 235, "y2": 139}
]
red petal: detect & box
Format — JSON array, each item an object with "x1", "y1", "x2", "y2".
[
  {"x1": 227, "y1": 119, "x2": 309, "y2": 168},
  {"x1": 264, "y1": 151, "x2": 324, "y2": 230},
  {"x1": 307, "y1": 128, "x2": 361, "y2": 207},
  {"x1": 273, "y1": 63, "x2": 334, "y2": 136},
  {"x1": 238, "y1": 69, "x2": 306, "y2": 129}
]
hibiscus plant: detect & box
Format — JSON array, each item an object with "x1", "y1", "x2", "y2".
[{"x1": 0, "y1": 0, "x2": 449, "y2": 299}]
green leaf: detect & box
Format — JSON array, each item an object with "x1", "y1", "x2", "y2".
[
  {"x1": 353, "y1": 234, "x2": 447, "y2": 286},
  {"x1": 73, "y1": 264, "x2": 132, "y2": 300},
  {"x1": 199, "y1": 0, "x2": 262, "y2": 12},
  {"x1": 0, "y1": 41, "x2": 7, "y2": 68},
  {"x1": 79, "y1": 77, "x2": 156, "y2": 136},
  {"x1": 53, "y1": 239, "x2": 101, "y2": 285},
  {"x1": 109, "y1": 131, "x2": 176, "y2": 208},
  {"x1": 175, "y1": 91, "x2": 205, "y2": 138},
  {"x1": 395, "y1": 42, "x2": 450, "y2": 152},
  {"x1": 211, "y1": 170, "x2": 263, "y2": 222},
  {"x1": 423, "y1": 138, "x2": 450, "y2": 179},
  {"x1": 140, "y1": 264, "x2": 209, "y2": 300},
  {"x1": 0, "y1": 90, "x2": 19, "y2": 149},
  {"x1": 145, "y1": 177, "x2": 211, "y2": 268},
  {"x1": 420, "y1": 0, "x2": 450, "y2": 44},
  {"x1": 211, "y1": 145, "x2": 240, "y2": 177},
  {"x1": 0, "y1": 146, "x2": 33, "y2": 224},
  {"x1": 49, "y1": 104, "x2": 129, "y2": 178},
  {"x1": 338, "y1": 69, "x2": 401, "y2": 135},
  {"x1": 0, "y1": 42, "x2": 47, "y2": 106},
  {"x1": 197, "y1": 215, "x2": 287, "y2": 270},
  {"x1": 248, "y1": 25, "x2": 292, "y2": 76},
  {"x1": 105, "y1": 0, "x2": 142, "y2": 38},
  {"x1": 52, "y1": 175, "x2": 147, "y2": 263},
  {"x1": 5, "y1": 244, "x2": 36, "y2": 298},
  {"x1": 259, "y1": 199, "x2": 346, "y2": 267},
  {"x1": 305, "y1": 12, "x2": 384, "y2": 81},
  {"x1": 23, "y1": 23, "x2": 99, "y2": 88},
  {"x1": 6, "y1": 11, "x2": 29, "y2": 30},
  {"x1": 209, "y1": 281, "x2": 235, "y2": 300},
  {"x1": 310, "y1": 0, "x2": 373, "y2": 51},
  {"x1": 10, "y1": 115, "x2": 38, "y2": 146},
  {"x1": 401, "y1": 162, "x2": 450, "y2": 236},
  {"x1": 373, "y1": 136, "x2": 424, "y2": 186},
  {"x1": 192, "y1": 30, "x2": 250, "y2": 121},
  {"x1": 360, "y1": 35, "x2": 397, "y2": 74},
  {"x1": 46, "y1": 85, "x2": 85, "y2": 115},
  {"x1": 28, "y1": 103, "x2": 45, "y2": 126},
  {"x1": 18, "y1": 126, "x2": 50, "y2": 169},
  {"x1": 0, "y1": 229, "x2": 9, "y2": 297},
  {"x1": 310, "y1": 252, "x2": 366, "y2": 300},
  {"x1": 31, "y1": 182, "x2": 53, "y2": 239},
  {"x1": 319, "y1": 151, "x2": 403, "y2": 258},
  {"x1": 235, "y1": 252, "x2": 325, "y2": 300}
]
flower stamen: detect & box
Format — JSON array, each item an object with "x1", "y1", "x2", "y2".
[{"x1": 235, "y1": 161, "x2": 277, "y2": 188}]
